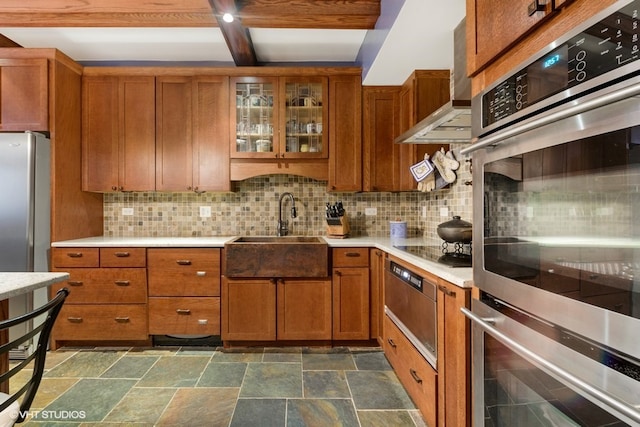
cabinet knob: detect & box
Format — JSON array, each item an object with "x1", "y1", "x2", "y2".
[
  {"x1": 111, "y1": 186, "x2": 118, "y2": 191},
  {"x1": 438, "y1": 284, "x2": 456, "y2": 297},
  {"x1": 176, "y1": 309, "x2": 191, "y2": 315},
  {"x1": 387, "y1": 338, "x2": 397, "y2": 348},
  {"x1": 118, "y1": 186, "x2": 124, "y2": 191},
  {"x1": 335, "y1": 270, "x2": 342, "y2": 276}
]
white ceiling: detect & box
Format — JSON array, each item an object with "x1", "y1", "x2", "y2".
[{"x1": 0, "y1": 0, "x2": 466, "y2": 85}]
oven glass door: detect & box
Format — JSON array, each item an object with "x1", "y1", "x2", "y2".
[{"x1": 465, "y1": 295, "x2": 640, "y2": 426}]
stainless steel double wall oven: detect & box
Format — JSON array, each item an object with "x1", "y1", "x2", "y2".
[{"x1": 463, "y1": 1, "x2": 640, "y2": 425}]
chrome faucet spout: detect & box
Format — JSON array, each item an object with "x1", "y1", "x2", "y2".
[{"x1": 277, "y1": 192, "x2": 296, "y2": 236}]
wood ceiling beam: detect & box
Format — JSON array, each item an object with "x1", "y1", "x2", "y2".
[
  {"x1": 0, "y1": 0, "x2": 380, "y2": 29},
  {"x1": 209, "y1": 0, "x2": 257, "y2": 66}
]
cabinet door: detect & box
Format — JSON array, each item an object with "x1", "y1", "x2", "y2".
[
  {"x1": 369, "y1": 249, "x2": 386, "y2": 342},
  {"x1": 0, "y1": 58, "x2": 48, "y2": 131},
  {"x1": 156, "y1": 76, "x2": 193, "y2": 191},
  {"x1": 192, "y1": 76, "x2": 231, "y2": 192},
  {"x1": 231, "y1": 76, "x2": 278, "y2": 159},
  {"x1": 280, "y1": 77, "x2": 328, "y2": 159},
  {"x1": 363, "y1": 87, "x2": 404, "y2": 191},
  {"x1": 277, "y1": 278, "x2": 332, "y2": 340},
  {"x1": 437, "y1": 280, "x2": 471, "y2": 427},
  {"x1": 469, "y1": 0, "x2": 554, "y2": 73},
  {"x1": 222, "y1": 278, "x2": 276, "y2": 341},
  {"x1": 332, "y1": 267, "x2": 370, "y2": 340},
  {"x1": 82, "y1": 75, "x2": 156, "y2": 192},
  {"x1": 328, "y1": 75, "x2": 362, "y2": 192}
]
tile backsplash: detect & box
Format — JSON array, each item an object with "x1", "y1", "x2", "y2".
[{"x1": 103, "y1": 146, "x2": 473, "y2": 242}]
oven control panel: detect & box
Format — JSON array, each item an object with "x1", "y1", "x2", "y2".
[
  {"x1": 479, "y1": 0, "x2": 640, "y2": 132},
  {"x1": 389, "y1": 261, "x2": 423, "y2": 291}
]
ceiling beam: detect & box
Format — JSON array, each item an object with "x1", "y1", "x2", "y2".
[
  {"x1": 0, "y1": 0, "x2": 380, "y2": 29},
  {"x1": 209, "y1": 0, "x2": 257, "y2": 66}
]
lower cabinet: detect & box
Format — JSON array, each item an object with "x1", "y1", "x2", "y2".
[
  {"x1": 147, "y1": 248, "x2": 221, "y2": 336},
  {"x1": 51, "y1": 247, "x2": 149, "y2": 348},
  {"x1": 384, "y1": 315, "x2": 437, "y2": 427},
  {"x1": 222, "y1": 277, "x2": 332, "y2": 341},
  {"x1": 332, "y1": 248, "x2": 370, "y2": 340}
]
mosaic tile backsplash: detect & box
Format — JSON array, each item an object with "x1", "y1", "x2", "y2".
[{"x1": 103, "y1": 146, "x2": 474, "y2": 242}]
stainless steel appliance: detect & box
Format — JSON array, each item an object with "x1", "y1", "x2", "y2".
[
  {"x1": 0, "y1": 132, "x2": 51, "y2": 358},
  {"x1": 384, "y1": 259, "x2": 437, "y2": 368},
  {"x1": 461, "y1": 1, "x2": 640, "y2": 424},
  {"x1": 393, "y1": 244, "x2": 472, "y2": 268}
]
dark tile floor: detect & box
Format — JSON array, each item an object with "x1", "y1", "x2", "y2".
[{"x1": 13, "y1": 346, "x2": 427, "y2": 426}]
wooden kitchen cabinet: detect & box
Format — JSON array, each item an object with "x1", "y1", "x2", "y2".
[
  {"x1": 0, "y1": 58, "x2": 48, "y2": 131},
  {"x1": 82, "y1": 75, "x2": 156, "y2": 192},
  {"x1": 147, "y1": 248, "x2": 221, "y2": 336},
  {"x1": 222, "y1": 278, "x2": 277, "y2": 341},
  {"x1": 332, "y1": 248, "x2": 370, "y2": 340},
  {"x1": 436, "y1": 278, "x2": 471, "y2": 427},
  {"x1": 50, "y1": 247, "x2": 149, "y2": 348},
  {"x1": 384, "y1": 315, "x2": 437, "y2": 427},
  {"x1": 277, "y1": 278, "x2": 332, "y2": 340},
  {"x1": 369, "y1": 249, "x2": 386, "y2": 343},
  {"x1": 328, "y1": 74, "x2": 362, "y2": 192},
  {"x1": 156, "y1": 75, "x2": 230, "y2": 192}
]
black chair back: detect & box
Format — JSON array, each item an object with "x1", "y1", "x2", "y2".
[{"x1": 0, "y1": 288, "x2": 69, "y2": 423}]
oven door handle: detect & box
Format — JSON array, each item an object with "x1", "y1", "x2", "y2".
[
  {"x1": 461, "y1": 80, "x2": 640, "y2": 155},
  {"x1": 461, "y1": 307, "x2": 640, "y2": 425}
]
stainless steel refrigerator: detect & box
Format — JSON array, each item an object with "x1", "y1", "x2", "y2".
[{"x1": 0, "y1": 131, "x2": 51, "y2": 358}]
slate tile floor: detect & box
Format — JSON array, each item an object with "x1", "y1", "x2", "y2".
[{"x1": 12, "y1": 346, "x2": 427, "y2": 426}]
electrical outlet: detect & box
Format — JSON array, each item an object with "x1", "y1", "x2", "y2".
[
  {"x1": 122, "y1": 207, "x2": 134, "y2": 216},
  {"x1": 365, "y1": 207, "x2": 377, "y2": 216},
  {"x1": 199, "y1": 206, "x2": 212, "y2": 218},
  {"x1": 440, "y1": 207, "x2": 449, "y2": 217}
]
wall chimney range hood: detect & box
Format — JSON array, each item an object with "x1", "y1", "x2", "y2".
[{"x1": 396, "y1": 18, "x2": 471, "y2": 144}]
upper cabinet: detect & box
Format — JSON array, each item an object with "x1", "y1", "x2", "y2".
[
  {"x1": 82, "y1": 75, "x2": 156, "y2": 192},
  {"x1": 0, "y1": 58, "x2": 48, "y2": 131},
  {"x1": 156, "y1": 75, "x2": 230, "y2": 192},
  {"x1": 230, "y1": 76, "x2": 328, "y2": 159}
]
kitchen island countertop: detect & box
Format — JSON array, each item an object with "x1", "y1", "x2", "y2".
[
  {"x1": 0, "y1": 272, "x2": 69, "y2": 300},
  {"x1": 52, "y1": 236, "x2": 473, "y2": 288}
]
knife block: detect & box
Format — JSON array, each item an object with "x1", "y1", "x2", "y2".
[{"x1": 326, "y1": 214, "x2": 350, "y2": 238}]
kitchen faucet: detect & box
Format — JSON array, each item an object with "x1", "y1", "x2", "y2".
[{"x1": 277, "y1": 192, "x2": 297, "y2": 236}]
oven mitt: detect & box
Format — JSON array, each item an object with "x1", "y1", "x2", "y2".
[
  {"x1": 432, "y1": 148, "x2": 459, "y2": 183},
  {"x1": 417, "y1": 153, "x2": 436, "y2": 192}
]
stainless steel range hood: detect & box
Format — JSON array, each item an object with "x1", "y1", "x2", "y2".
[{"x1": 396, "y1": 18, "x2": 471, "y2": 144}]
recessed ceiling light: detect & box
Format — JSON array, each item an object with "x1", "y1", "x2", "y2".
[{"x1": 222, "y1": 13, "x2": 234, "y2": 23}]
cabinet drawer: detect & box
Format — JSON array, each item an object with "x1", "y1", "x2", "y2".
[
  {"x1": 148, "y1": 297, "x2": 221, "y2": 335},
  {"x1": 384, "y1": 315, "x2": 437, "y2": 427},
  {"x1": 52, "y1": 248, "x2": 99, "y2": 268},
  {"x1": 148, "y1": 248, "x2": 221, "y2": 297},
  {"x1": 332, "y1": 247, "x2": 369, "y2": 267},
  {"x1": 56, "y1": 268, "x2": 147, "y2": 304},
  {"x1": 55, "y1": 304, "x2": 148, "y2": 340},
  {"x1": 100, "y1": 248, "x2": 146, "y2": 267}
]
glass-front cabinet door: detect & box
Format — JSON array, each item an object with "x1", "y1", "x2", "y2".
[
  {"x1": 280, "y1": 77, "x2": 328, "y2": 159},
  {"x1": 231, "y1": 77, "x2": 278, "y2": 158}
]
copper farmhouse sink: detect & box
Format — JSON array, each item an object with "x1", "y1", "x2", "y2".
[{"x1": 224, "y1": 236, "x2": 328, "y2": 278}]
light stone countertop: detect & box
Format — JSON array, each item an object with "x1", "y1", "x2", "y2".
[
  {"x1": 0, "y1": 272, "x2": 69, "y2": 300},
  {"x1": 52, "y1": 235, "x2": 474, "y2": 288}
]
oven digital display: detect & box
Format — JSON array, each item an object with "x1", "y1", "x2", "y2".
[{"x1": 481, "y1": 0, "x2": 640, "y2": 129}]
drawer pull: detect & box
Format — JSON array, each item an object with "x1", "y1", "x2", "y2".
[
  {"x1": 67, "y1": 281, "x2": 84, "y2": 286},
  {"x1": 114, "y1": 280, "x2": 130, "y2": 286},
  {"x1": 176, "y1": 260, "x2": 192, "y2": 266},
  {"x1": 176, "y1": 309, "x2": 191, "y2": 315},
  {"x1": 115, "y1": 317, "x2": 130, "y2": 323},
  {"x1": 345, "y1": 252, "x2": 361, "y2": 257},
  {"x1": 114, "y1": 252, "x2": 130, "y2": 258},
  {"x1": 196, "y1": 271, "x2": 206, "y2": 277},
  {"x1": 67, "y1": 317, "x2": 83, "y2": 323},
  {"x1": 410, "y1": 369, "x2": 423, "y2": 384},
  {"x1": 66, "y1": 252, "x2": 83, "y2": 258},
  {"x1": 438, "y1": 284, "x2": 456, "y2": 297},
  {"x1": 387, "y1": 338, "x2": 397, "y2": 348}
]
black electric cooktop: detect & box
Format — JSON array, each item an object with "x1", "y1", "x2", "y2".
[{"x1": 394, "y1": 244, "x2": 472, "y2": 268}]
